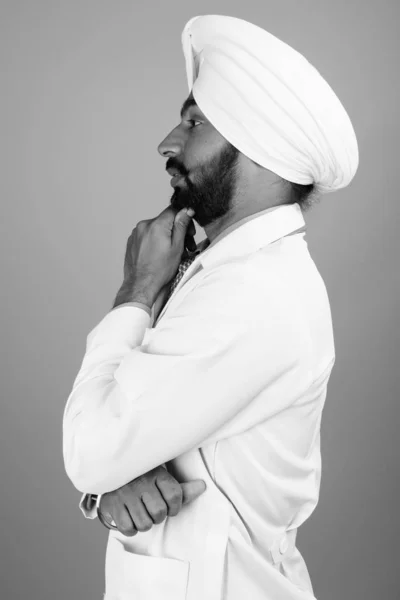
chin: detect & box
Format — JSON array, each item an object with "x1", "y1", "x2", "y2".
[
  {"x1": 170, "y1": 196, "x2": 184, "y2": 211},
  {"x1": 170, "y1": 191, "x2": 190, "y2": 212}
]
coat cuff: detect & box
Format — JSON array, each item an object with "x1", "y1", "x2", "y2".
[{"x1": 111, "y1": 301, "x2": 152, "y2": 317}]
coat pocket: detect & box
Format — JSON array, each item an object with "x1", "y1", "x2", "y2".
[{"x1": 106, "y1": 537, "x2": 190, "y2": 600}]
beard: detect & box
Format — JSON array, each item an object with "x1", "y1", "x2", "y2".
[{"x1": 169, "y1": 141, "x2": 240, "y2": 228}]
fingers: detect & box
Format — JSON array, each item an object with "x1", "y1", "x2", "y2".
[
  {"x1": 141, "y1": 490, "x2": 169, "y2": 523},
  {"x1": 125, "y1": 498, "x2": 154, "y2": 533},
  {"x1": 98, "y1": 472, "x2": 207, "y2": 538},
  {"x1": 100, "y1": 494, "x2": 153, "y2": 536},
  {"x1": 107, "y1": 502, "x2": 138, "y2": 537},
  {"x1": 181, "y1": 480, "x2": 207, "y2": 505},
  {"x1": 155, "y1": 473, "x2": 183, "y2": 517}
]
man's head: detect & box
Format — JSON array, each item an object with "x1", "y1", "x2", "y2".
[
  {"x1": 163, "y1": 15, "x2": 359, "y2": 235},
  {"x1": 158, "y1": 94, "x2": 316, "y2": 231}
]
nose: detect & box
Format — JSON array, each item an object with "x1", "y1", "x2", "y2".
[{"x1": 157, "y1": 125, "x2": 184, "y2": 158}]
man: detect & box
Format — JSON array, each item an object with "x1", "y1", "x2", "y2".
[{"x1": 63, "y1": 14, "x2": 358, "y2": 600}]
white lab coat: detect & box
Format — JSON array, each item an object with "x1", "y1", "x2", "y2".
[{"x1": 63, "y1": 203, "x2": 335, "y2": 599}]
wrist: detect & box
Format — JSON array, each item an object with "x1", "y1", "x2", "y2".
[{"x1": 113, "y1": 279, "x2": 157, "y2": 309}]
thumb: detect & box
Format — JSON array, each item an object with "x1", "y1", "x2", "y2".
[
  {"x1": 172, "y1": 208, "x2": 195, "y2": 245},
  {"x1": 181, "y1": 479, "x2": 207, "y2": 505}
]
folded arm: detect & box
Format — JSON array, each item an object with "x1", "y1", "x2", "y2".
[{"x1": 63, "y1": 264, "x2": 308, "y2": 495}]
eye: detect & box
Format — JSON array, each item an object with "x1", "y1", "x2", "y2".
[{"x1": 187, "y1": 119, "x2": 202, "y2": 128}]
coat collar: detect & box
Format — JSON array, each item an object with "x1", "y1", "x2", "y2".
[
  {"x1": 152, "y1": 203, "x2": 306, "y2": 327},
  {"x1": 196, "y1": 202, "x2": 306, "y2": 269}
]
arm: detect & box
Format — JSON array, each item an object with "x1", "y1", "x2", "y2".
[
  {"x1": 63, "y1": 263, "x2": 310, "y2": 495},
  {"x1": 77, "y1": 300, "x2": 152, "y2": 518}
]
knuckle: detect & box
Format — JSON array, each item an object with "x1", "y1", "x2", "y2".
[
  {"x1": 136, "y1": 520, "x2": 153, "y2": 532},
  {"x1": 165, "y1": 500, "x2": 182, "y2": 517},
  {"x1": 152, "y1": 508, "x2": 168, "y2": 523},
  {"x1": 167, "y1": 498, "x2": 183, "y2": 516},
  {"x1": 118, "y1": 525, "x2": 137, "y2": 537},
  {"x1": 164, "y1": 484, "x2": 183, "y2": 504},
  {"x1": 154, "y1": 465, "x2": 168, "y2": 476},
  {"x1": 155, "y1": 469, "x2": 172, "y2": 484}
]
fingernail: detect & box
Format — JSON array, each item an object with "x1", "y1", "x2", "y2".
[{"x1": 186, "y1": 208, "x2": 195, "y2": 217}]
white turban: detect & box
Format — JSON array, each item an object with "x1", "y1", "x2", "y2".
[{"x1": 181, "y1": 15, "x2": 359, "y2": 194}]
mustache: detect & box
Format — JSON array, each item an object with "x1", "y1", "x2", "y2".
[{"x1": 166, "y1": 161, "x2": 187, "y2": 176}]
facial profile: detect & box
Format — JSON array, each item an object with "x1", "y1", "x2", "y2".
[{"x1": 160, "y1": 94, "x2": 241, "y2": 228}]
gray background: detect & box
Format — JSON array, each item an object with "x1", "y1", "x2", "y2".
[{"x1": 1, "y1": 1, "x2": 399, "y2": 599}]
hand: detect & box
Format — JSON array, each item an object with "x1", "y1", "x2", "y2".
[
  {"x1": 98, "y1": 465, "x2": 206, "y2": 536},
  {"x1": 117, "y1": 206, "x2": 196, "y2": 307}
]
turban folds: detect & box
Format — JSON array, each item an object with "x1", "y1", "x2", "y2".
[{"x1": 181, "y1": 15, "x2": 359, "y2": 194}]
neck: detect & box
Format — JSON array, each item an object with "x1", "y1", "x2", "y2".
[{"x1": 203, "y1": 199, "x2": 288, "y2": 243}]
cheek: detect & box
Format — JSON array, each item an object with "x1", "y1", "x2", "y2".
[
  {"x1": 184, "y1": 125, "x2": 225, "y2": 172},
  {"x1": 187, "y1": 142, "x2": 218, "y2": 172}
]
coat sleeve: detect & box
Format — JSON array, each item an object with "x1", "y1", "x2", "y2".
[{"x1": 63, "y1": 264, "x2": 309, "y2": 495}]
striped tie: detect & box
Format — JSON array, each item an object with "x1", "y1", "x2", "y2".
[
  {"x1": 166, "y1": 249, "x2": 202, "y2": 301},
  {"x1": 166, "y1": 238, "x2": 211, "y2": 301}
]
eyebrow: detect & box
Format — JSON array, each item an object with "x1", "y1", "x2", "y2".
[{"x1": 180, "y1": 96, "x2": 198, "y2": 119}]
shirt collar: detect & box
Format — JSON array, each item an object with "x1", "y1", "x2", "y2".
[{"x1": 196, "y1": 202, "x2": 306, "y2": 270}]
